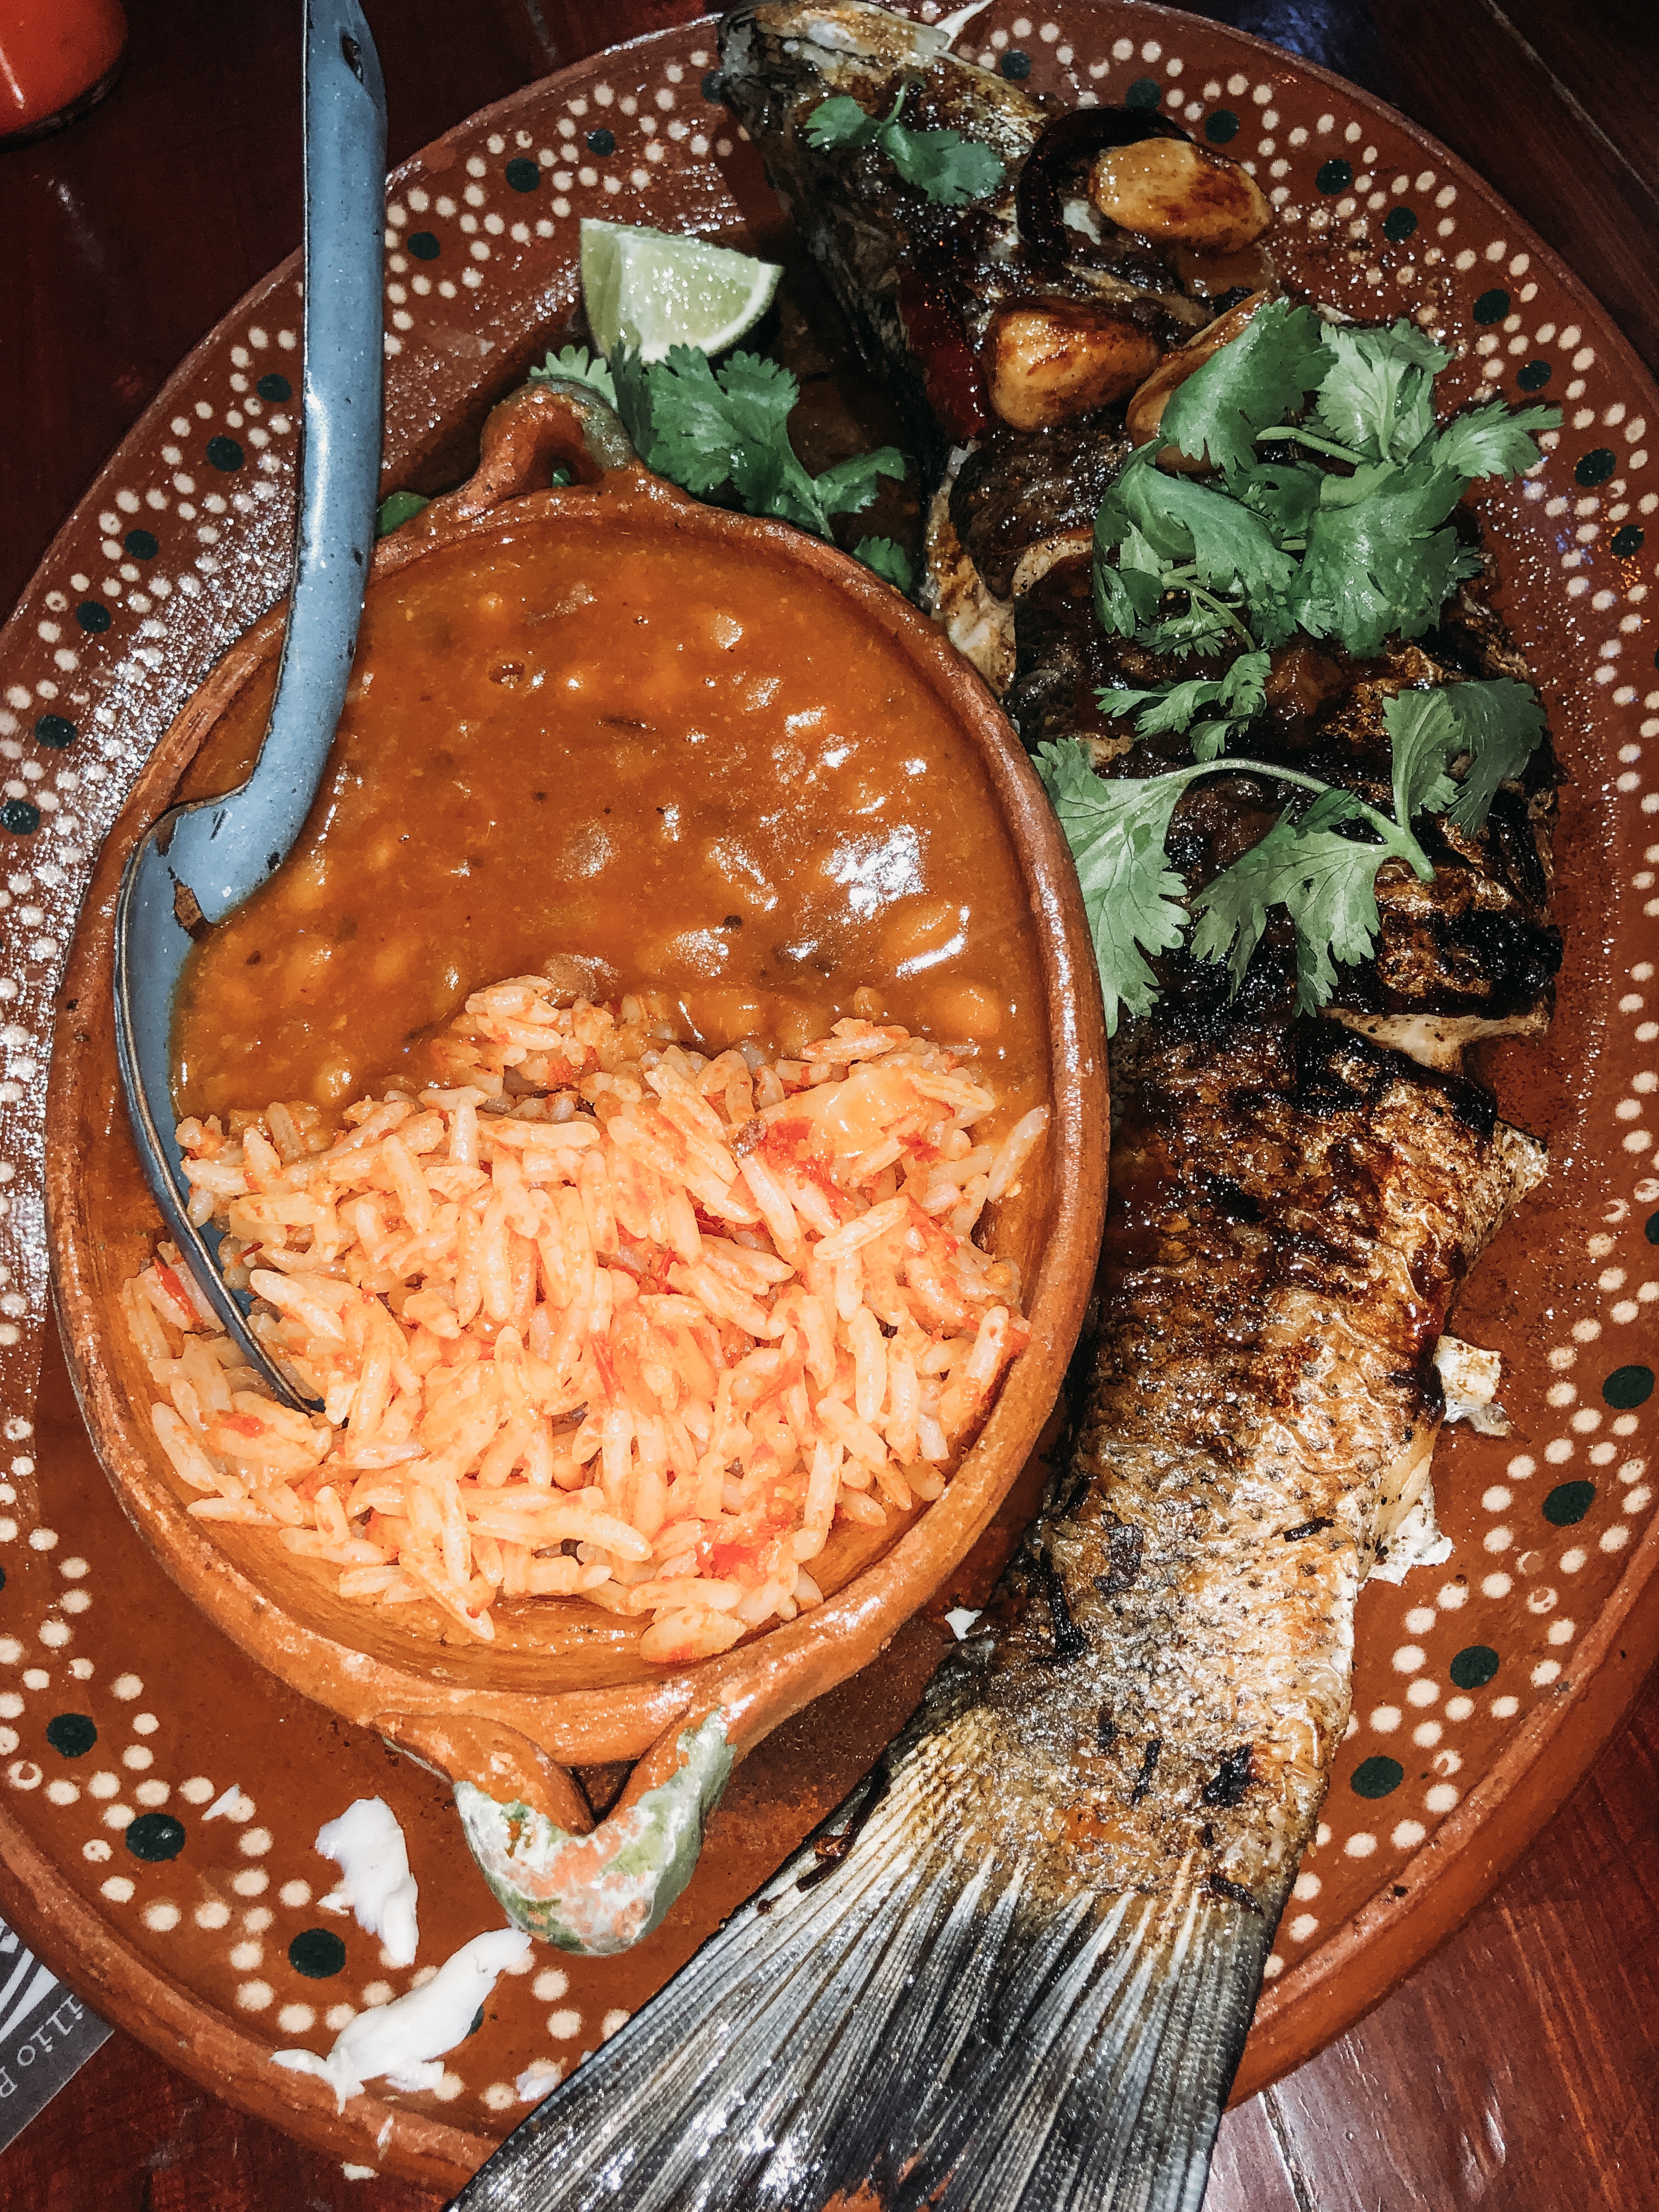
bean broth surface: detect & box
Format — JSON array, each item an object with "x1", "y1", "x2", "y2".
[{"x1": 173, "y1": 519, "x2": 1046, "y2": 1128}]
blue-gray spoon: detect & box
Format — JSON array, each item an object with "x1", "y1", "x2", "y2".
[{"x1": 114, "y1": 0, "x2": 386, "y2": 1410}]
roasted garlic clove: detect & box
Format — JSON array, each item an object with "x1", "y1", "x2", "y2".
[
  {"x1": 1089, "y1": 137, "x2": 1272, "y2": 253},
  {"x1": 1125, "y1": 290, "x2": 1273, "y2": 465},
  {"x1": 986, "y1": 301, "x2": 1163, "y2": 431}
]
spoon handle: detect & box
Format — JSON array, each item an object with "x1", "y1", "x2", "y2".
[{"x1": 194, "y1": 0, "x2": 387, "y2": 914}]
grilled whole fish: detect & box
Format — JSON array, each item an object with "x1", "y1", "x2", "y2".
[{"x1": 454, "y1": 9, "x2": 1557, "y2": 2208}]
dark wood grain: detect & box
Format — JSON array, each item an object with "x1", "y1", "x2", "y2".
[
  {"x1": 3, "y1": 0, "x2": 1657, "y2": 2205},
  {"x1": 1368, "y1": 0, "x2": 1659, "y2": 375}
]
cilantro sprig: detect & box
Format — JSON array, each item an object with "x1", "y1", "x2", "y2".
[
  {"x1": 1052, "y1": 301, "x2": 1560, "y2": 1029},
  {"x1": 1041, "y1": 675, "x2": 1541, "y2": 1032},
  {"x1": 1099, "y1": 649, "x2": 1270, "y2": 761},
  {"x1": 804, "y1": 83, "x2": 1004, "y2": 207},
  {"x1": 1039, "y1": 739, "x2": 1430, "y2": 1030},
  {"x1": 529, "y1": 343, "x2": 911, "y2": 586},
  {"x1": 612, "y1": 342, "x2": 906, "y2": 551},
  {"x1": 1097, "y1": 303, "x2": 1560, "y2": 672}
]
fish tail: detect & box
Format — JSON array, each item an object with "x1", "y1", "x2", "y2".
[{"x1": 450, "y1": 1667, "x2": 1276, "y2": 2211}]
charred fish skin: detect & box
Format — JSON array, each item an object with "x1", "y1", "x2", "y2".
[{"x1": 993, "y1": 1011, "x2": 1544, "y2": 1914}]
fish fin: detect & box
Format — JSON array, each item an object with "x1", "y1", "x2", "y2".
[{"x1": 450, "y1": 1670, "x2": 1277, "y2": 2212}]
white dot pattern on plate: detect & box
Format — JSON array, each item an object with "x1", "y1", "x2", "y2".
[{"x1": 0, "y1": 2, "x2": 1651, "y2": 2157}]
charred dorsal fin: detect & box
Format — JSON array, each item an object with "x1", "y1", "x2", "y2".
[{"x1": 454, "y1": 1675, "x2": 1278, "y2": 2211}]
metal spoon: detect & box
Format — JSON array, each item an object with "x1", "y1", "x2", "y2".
[{"x1": 114, "y1": 0, "x2": 387, "y2": 1410}]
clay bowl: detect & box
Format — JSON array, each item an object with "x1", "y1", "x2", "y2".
[{"x1": 46, "y1": 379, "x2": 1108, "y2": 1897}]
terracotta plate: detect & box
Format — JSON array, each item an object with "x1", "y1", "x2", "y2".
[{"x1": 0, "y1": 1, "x2": 1655, "y2": 2188}]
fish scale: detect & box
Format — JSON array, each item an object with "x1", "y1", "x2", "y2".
[{"x1": 455, "y1": 6, "x2": 1558, "y2": 2206}]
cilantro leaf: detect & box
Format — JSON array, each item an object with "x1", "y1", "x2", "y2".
[
  {"x1": 1034, "y1": 740, "x2": 1191, "y2": 1034},
  {"x1": 804, "y1": 86, "x2": 1003, "y2": 207},
  {"x1": 1102, "y1": 449, "x2": 1297, "y2": 600},
  {"x1": 1385, "y1": 687, "x2": 1462, "y2": 826},
  {"x1": 1190, "y1": 802, "x2": 1389, "y2": 1013},
  {"x1": 1092, "y1": 516, "x2": 1168, "y2": 637},
  {"x1": 1441, "y1": 679, "x2": 1549, "y2": 831},
  {"x1": 611, "y1": 342, "x2": 904, "y2": 541},
  {"x1": 1310, "y1": 320, "x2": 1448, "y2": 464},
  {"x1": 1160, "y1": 300, "x2": 1332, "y2": 476},
  {"x1": 884, "y1": 121, "x2": 1003, "y2": 205},
  {"x1": 1383, "y1": 680, "x2": 1548, "y2": 834},
  {"x1": 1293, "y1": 457, "x2": 1474, "y2": 657},
  {"x1": 528, "y1": 345, "x2": 618, "y2": 409},
  {"x1": 610, "y1": 340, "x2": 656, "y2": 461},
  {"x1": 1096, "y1": 650, "x2": 1269, "y2": 758},
  {"x1": 811, "y1": 445, "x2": 908, "y2": 522},
  {"x1": 854, "y1": 536, "x2": 915, "y2": 590},
  {"x1": 642, "y1": 345, "x2": 770, "y2": 495},
  {"x1": 375, "y1": 489, "x2": 429, "y2": 538},
  {"x1": 1430, "y1": 399, "x2": 1561, "y2": 482},
  {"x1": 804, "y1": 94, "x2": 878, "y2": 151}
]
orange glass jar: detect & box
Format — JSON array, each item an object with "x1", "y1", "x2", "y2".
[{"x1": 0, "y1": 0, "x2": 126, "y2": 146}]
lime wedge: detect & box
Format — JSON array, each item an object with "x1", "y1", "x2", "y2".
[{"x1": 580, "y1": 219, "x2": 782, "y2": 362}]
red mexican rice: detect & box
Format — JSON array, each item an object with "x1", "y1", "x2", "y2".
[{"x1": 123, "y1": 974, "x2": 1048, "y2": 1665}]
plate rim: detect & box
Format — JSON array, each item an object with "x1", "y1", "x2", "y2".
[{"x1": 0, "y1": 0, "x2": 1654, "y2": 2176}]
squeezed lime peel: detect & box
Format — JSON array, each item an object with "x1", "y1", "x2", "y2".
[{"x1": 455, "y1": 1712, "x2": 735, "y2": 1954}]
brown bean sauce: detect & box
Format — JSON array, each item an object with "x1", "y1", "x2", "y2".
[{"x1": 172, "y1": 523, "x2": 1047, "y2": 1135}]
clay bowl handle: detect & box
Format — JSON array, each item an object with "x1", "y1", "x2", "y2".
[
  {"x1": 404, "y1": 375, "x2": 646, "y2": 526},
  {"x1": 376, "y1": 1702, "x2": 733, "y2": 1956},
  {"x1": 449, "y1": 1707, "x2": 735, "y2": 1955}
]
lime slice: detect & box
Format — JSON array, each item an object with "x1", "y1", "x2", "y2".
[{"x1": 580, "y1": 219, "x2": 782, "y2": 362}]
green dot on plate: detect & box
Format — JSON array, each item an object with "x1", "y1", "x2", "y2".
[
  {"x1": 469, "y1": 2003, "x2": 486, "y2": 2036},
  {"x1": 1316, "y1": 157, "x2": 1353, "y2": 195},
  {"x1": 34, "y1": 714, "x2": 75, "y2": 749},
  {"x1": 1604, "y1": 1363, "x2": 1654, "y2": 1409},
  {"x1": 289, "y1": 1927, "x2": 347, "y2": 1978},
  {"x1": 586, "y1": 126, "x2": 616, "y2": 155},
  {"x1": 206, "y1": 435, "x2": 244, "y2": 472},
  {"x1": 505, "y1": 156, "x2": 539, "y2": 191},
  {"x1": 1204, "y1": 109, "x2": 1238, "y2": 143},
  {"x1": 1125, "y1": 77, "x2": 1162, "y2": 109},
  {"x1": 76, "y1": 601, "x2": 110, "y2": 633},
  {"x1": 1575, "y1": 446, "x2": 1616, "y2": 486},
  {"x1": 408, "y1": 230, "x2": 440, "y2": 260},
  {"x1": 1351, "y1": 1754, "x2": 1403, "y2": 1798},
  {"x1": 1516, "y1": 359, "x2": 1551, "y2": 392},
  {"x1": 1645, "y1": 1207, "x2": 1659, "y2": 1245},
  {"x1": 125, "y1": 1812, "x2": 185, "y2": 1861},
  {"x1": 1448, "y1": 1644, "x2": 1499, "y2": 1690},
  {"x1": 1382, "y1": 207, "x2": 1417, "y2": 242},
  {"x1": 1000, "y1": 49, "x2": 1031, "y2": 80},
  {"x1": 123, "y1": 528, "x2": 159, "y2": 560},
  {"x1": 256, "y1": 373, "x2": 292, "y2": 403},
  {"x1": 1611, "y1": 525, "x2": 1645, "y2": 558},
  {"x1": 1473, "y1": 287, "x2": 1509, "y2": 324},
  {"x1": 1543, "y1": 1480, "x2": 1595, "y2": 1527},
  {"x1": 45, "y1": 1713, "x2": 97, "y2": 1757},
  {"x1": 2, "y1": 800, "x2": 41, "y2": 836}
]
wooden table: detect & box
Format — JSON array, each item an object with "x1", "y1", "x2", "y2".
[{"x1": 3, "y1": 2, "x2": 1657, "y2": 2205}]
